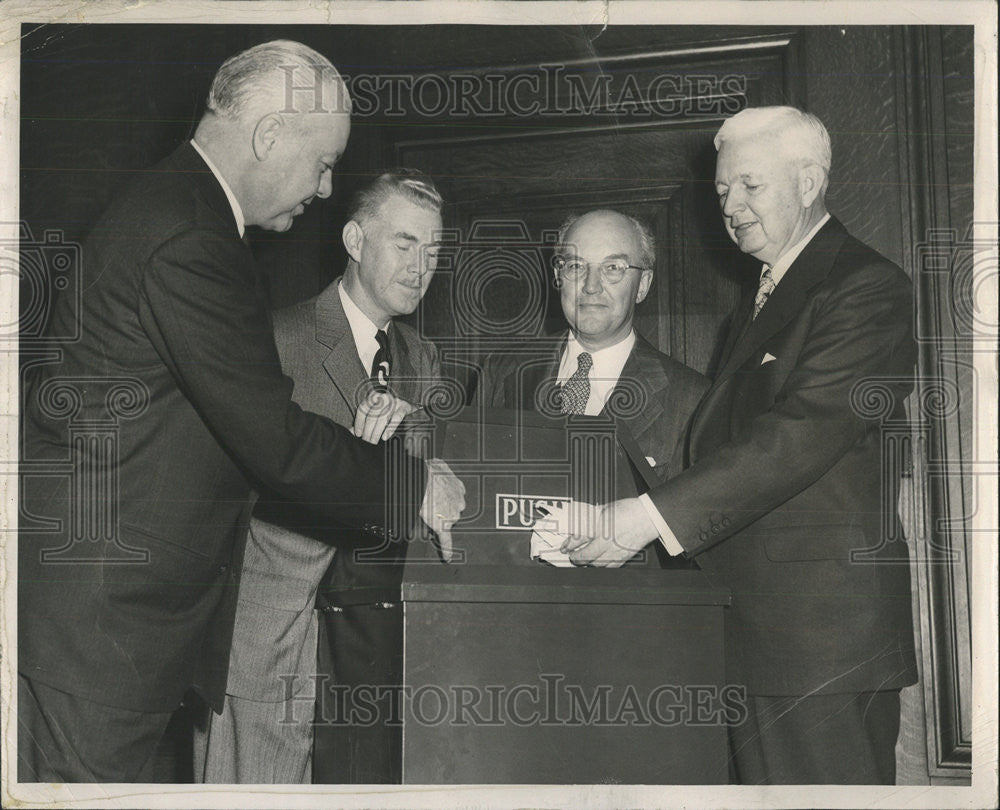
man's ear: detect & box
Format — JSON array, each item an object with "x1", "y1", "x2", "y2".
[
  {"x1": 251, "y1": 113, "x2": 284, "y2": 161},
  {"x1": 636, "y1": 269, "x2": 653, "y2": 304},
  {"x1": 342, "y1": 220, "x2": 364, "y2": 263},
  {"x1": 799, "y1": 164, "x2": 826, "y2": 208}
]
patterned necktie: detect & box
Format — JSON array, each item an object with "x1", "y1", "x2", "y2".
[
  {"x1": 752, "y1": 267, "x2": 775, "y2": 320},
  {"x1": 370, "y1": 329, "x2": 392, "y2": 393},
  {"x1": 560, "y1": 352, "x2": 594, "y2": 415}
]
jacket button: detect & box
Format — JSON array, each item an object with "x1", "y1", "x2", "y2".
[
  {"x1": 711, "y1": 525, "x2": 720, "y2": 534},
  {"x1": 218, "y1": 564, "x2": 228, "y2": 575},
  {"x1": 722, "y1": 517, "x2": 731, "y2": 527},
  {"x1": 699, "y1": 530, "x2": 709, "y2": 542}
]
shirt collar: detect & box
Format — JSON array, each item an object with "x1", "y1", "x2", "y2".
[
  {"x1": 764, "y1": 212, "x2": 831, "y2": 286},
  {"x1": 191, "y1": 139, "x2": 245, "y2": 238},
  {"x1": 561, "y1": 329, "x2": 636, "y2": 379},
  {"x1": 338, "y1": 279, "x2": 390, "y2": 354}
]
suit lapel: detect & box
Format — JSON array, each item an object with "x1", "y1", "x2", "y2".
[
  {"x1": 716, "y1": 217, "x2": 848, "y2": 382},
  {"x1": 717, "y1": 291, "x2": 755, "y2": 370},
  {"x1": 387, "y1": 325, "x2": 421, "y2": 402},
  {"x1": 687, "y1": 218, "x2": 848, "y2": 458},
  {"x1": 606, "y1": 334, "x2": 666, "y2": 444},
  {"x1": 315, "y1": 280, "x2": 368, "y2": 414},
  {"x1": 517, "y1": 335, "x2": 564, "y2": 411}
]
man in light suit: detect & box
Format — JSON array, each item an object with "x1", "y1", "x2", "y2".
[
  {"x1": 196, "y1": 170, "x2": 444, "y2": 783},
  {"x1": 18, "y1": 42, "x2": 462, "y2": 783},
  {"x1": 564, "y1": 107, "x2": 917, "y2": 784},
  {"x1": 477, "y1": 209, "x2": 709, "y2": 504}
]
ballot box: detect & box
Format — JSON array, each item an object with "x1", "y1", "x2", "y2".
[{"x1": 324, "y1": 407, "x2": 732, "y2": 784}]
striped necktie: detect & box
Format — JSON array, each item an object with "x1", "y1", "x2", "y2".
[{"x1": 753, "y1": 267, "x2": 775, "y2": 319}]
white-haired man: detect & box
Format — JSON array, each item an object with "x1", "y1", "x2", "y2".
[
  {"x1": 563, "y1": 107, "x2": 918, "y2": 784},
  {"x1": 18, "y1": 41, "x2": 462, "y2": 783}
]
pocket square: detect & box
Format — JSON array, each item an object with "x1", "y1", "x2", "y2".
[
  {"x1": 645, "y1": 456, "x2": 657, "y2": 467},
  {"x1": 761, "y1": 352, "x2": 777, "y2": 365}
]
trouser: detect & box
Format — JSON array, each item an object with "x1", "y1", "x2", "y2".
[
  {"x1": 312, "y1": 603, "x2": 403, "y2": 783},
  {"x1": 729, "y1": 689, "x2": 902, "y2": 784},
  {"x1": 17, "y1": 672, "x2": 175, "y2": 783},
  {"x1": 193, "y1": 688, "x2": 314, "y2": 784}
]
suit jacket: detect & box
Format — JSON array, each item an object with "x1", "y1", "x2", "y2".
[
  {"x1": 228, "y1": 280, "x2": 440, "y2": 701},
  {"x1": 18, "y1": 143, "x2": 421, "y2": 713},
  {"x1": 647, "y1": 217, "x2": 919, "y2": 696},
  {"x1": 478, "y1": 330, "x2": 710, "y2": 483}
]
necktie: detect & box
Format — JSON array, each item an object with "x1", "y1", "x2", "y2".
[
  {"x1": 560, "y1": 352, "x2": 593, "y2": 415},
  {"x1": 752, "y1": 267, "x2": 775, "y2": 320},
  {"x1": 370, "y1": 329, "x2": 391, "y2": 392}
]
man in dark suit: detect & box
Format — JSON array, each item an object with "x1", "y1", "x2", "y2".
[
  {"x1": 564, "y1": 107, "x2": 917, "y2": 784},
  {"x1": 197, "y1": 171, "x2": 445, "y2": 783},
  {"x1": 478, "y1": 209, "x2": 709, "y2": 493},
  {"x1": 18, "y1": 42, "x2": 463, "y2": 783}
]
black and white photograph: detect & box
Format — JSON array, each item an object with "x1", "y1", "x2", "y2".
[{"x1": 1, "y1": 2, "x2": 996, "y2": 808}]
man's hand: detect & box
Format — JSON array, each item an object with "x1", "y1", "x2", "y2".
[
  {"x1": 353, "y1": 390, "x2": 417, "y2": 444},
  {"x1": 560, "y1": 497, "x2": 659, "y2": 568},
  {"x1": 419, "y1": 458, "x2": 466, "y2": 563}
]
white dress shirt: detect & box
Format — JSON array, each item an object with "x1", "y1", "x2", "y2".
[
  {"x1": 557, "y1": 331, "x2": 636, "y2": 416},
  {"x1": 338, "y1": 280, "x2": 390, "y2": 371},
  {"x1": 641, "y1": 211, "x2": 832, "y2": 557},
  {"x1": 190, "y1": 139, "x2": 245, "y2": 238}
]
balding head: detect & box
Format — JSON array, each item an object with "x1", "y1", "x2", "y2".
[
  {"x1": 554, "y1": 209, "x2": 655, "y2": 351},
  {"x1": 558, "y1": 210, "x2": 655, "y2": 272},
  {"x1": 194, "y1": 40, "x2": 352, "y2": 232},
  {"x1": 205, "y1": 39, "x2": 350, "y2": 122}
]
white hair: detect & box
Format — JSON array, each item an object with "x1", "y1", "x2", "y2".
[
  {"x1": 206, "y1": 40, "x2": 346, "y2": 119},
  {"x1": 714, "y1": 106, "x2": 832, "y2": 175}
]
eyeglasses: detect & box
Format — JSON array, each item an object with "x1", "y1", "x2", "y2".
[{"x1": 552, "y1": 256, "x2": 647, "y2": 284}]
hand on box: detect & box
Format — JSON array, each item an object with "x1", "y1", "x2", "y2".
[
  {"x1": 419, "y1": 458, "x2": 466, "y2": 563},
  {"x1": 558, "y1": 497, "x2": 658, "y2": 568}
]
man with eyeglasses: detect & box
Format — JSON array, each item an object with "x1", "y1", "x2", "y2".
[{"x1": 477, "y1": 208, "x2": 708, "y2": 504}]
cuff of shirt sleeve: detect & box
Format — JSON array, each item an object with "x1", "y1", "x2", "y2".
[{"x1": 637, "y1": 493, "x2": 685, "y2": 556}]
